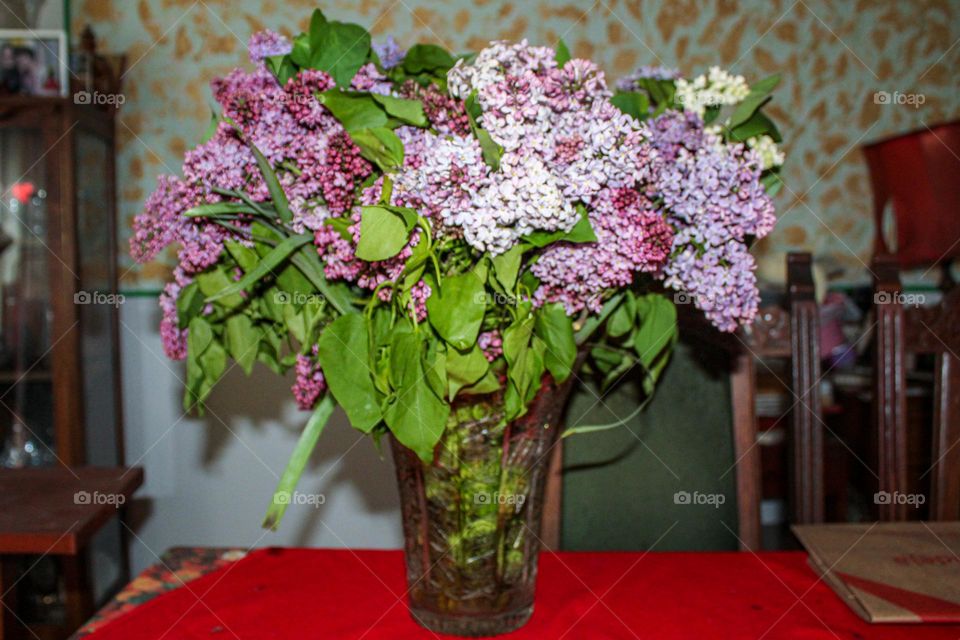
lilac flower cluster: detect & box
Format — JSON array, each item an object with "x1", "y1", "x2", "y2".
[
  {"x1": 646, "y1": 110, "x2": 776, "y2": 331},
  {"x1": 391, "y1": 41, "x2": 656, "y2": 255},
  {"x1": 292, "y1": 346, "x2": 327, "y2": 410},
  {"x1": 133, "y1": 30, "x2": 372, "y2": 366},
  {"x1": 372, "y1": 36, "x2": 405, "y2": 70},
  {"x1": 314, "y1": 179, "x2": 432, "y2": 321},
  {"x1": 533, "y1": 186, "x2": 674, "y2": 314},
  {"x1": 478, "y1": 330, "x2": 503, "y2": 362}
]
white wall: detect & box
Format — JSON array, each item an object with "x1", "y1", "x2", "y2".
[{"x1": 119, "y1": 296, "x2": 402, "y2": 574}]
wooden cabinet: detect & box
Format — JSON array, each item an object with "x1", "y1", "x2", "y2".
[
  {"x1": 0, "y1": 97, "x2": 125, "y2": 638},
  {"x1": 0, "y1": 96, "x2": 122, "y2": 469}
]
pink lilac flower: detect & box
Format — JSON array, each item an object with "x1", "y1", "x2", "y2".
[
  {"x1": 247, "y1": 30, "x2": 292, "y2": 64},
  {"x1": 478, "y1": 330, "x2": 503, "y2": 362},
  {"x1": 533, "y1": 187, "x2": 673, "y2": 314},
  {"x1": 292, "y1": 346, "x2": 327, "y2": 410},
  {"x1": 135, "y1": 37, "x2": 374, "y2": 358},
  {"x1": 404, "y1": 41, "x2": 652, "y2": 256},
  {"x1": 351, "y1": 62, "x2": 393, "y2": 95},
  {"x1": 284, "y1": 69, "x2": 335, "y2": 128},
  {"x1": 159, "y1": 278, "x2": 188, "y2": 360},
  {"x1": 401, "y1": 81, "x2": 471, "y2": 136}
]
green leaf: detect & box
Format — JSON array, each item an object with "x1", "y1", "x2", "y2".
[
  {"x1": 291, "y1": 33, "x2": 312, "y2": 67},
  {"x1": 727, "y1": 74, "x2": 780, "y2": 129},
  {"x1": 534, "y1": 303, "x2": 576, "y2": 383},
  {"x1": 728, "y1": 110, "x2": 782, "y2": 143},
  {"x1": 225, "y1": 314, "x2": 260, "y2": 375},
  {"x1": 357, "y1": 206, "x2": 411, "y2": 261},
  {"x1": 555, "y1": 39, "x2": 571, "y2": 66},
  {"x1": 201, "y1": 109, "x2": 219, "y2": 144},
  {"x1": 384, "y1": 333, "x2": 449, "y2": 461},
  {"x1": 199, "y1": 341, "x2": 227, "y2": 388},
  {"x1": 196, "y1": 267, "x2": 244, "y2": 309},
  {"x1": 446, "y1": 345, "x2": 490, "y2": 398},
  {"x1": 316, "y1": 314, "x2": 382, "y2": 432},
  {"x1": 460, "y1": 369, "x2": 502, "y2": 395},
  {"x1": 176, "y1": 282, "x2": 205, "y2": 329},
  {"x1": 370, "y1": 94, "x2": 427, "y2": 126},
  {"x1": 475, "y1": 128, "x2": 503, "y2": 170},
  {"x1": 633, "y1": 293, "x2": 678, "y2": 384},
  {"x1": 492, "y1": 244, "x2": 523, "y2": 291},
  {"x1": 351, "y1": 127, "x2": 404, "y2": 171},
  {"x1": 611, "y1": 91, "x2": 650, "y2": 120},
  {"x1": 463, "y1": 91, "x2": 503, "y2": 170},
  {"x1": 310, "y1": 20, "x2": 371, "y2": 87},
  {"x1": 425, "y1": 272, "x2": 485, "y2": 350},
  {"x1": 207, "y1": 233, "x2": 313, "y2": 301},
  {"x1": 317, "y1": 91, "x2": 388, "y2": 131},
  {"x1": 606, "y1": 295, "x2": 635, "y2": 338},
  {"x1": 184, "y1": 201, "x2": 260, "y2": 218},
  {"x1": 761, "y1": 171, "x2": 783, "y2": 197},
  {"x1": 402, "y1": 44, "x2": 455, "y2": 74},
  {"x1": 423, "y1": 340, "x2": 447, "y2": 402},
  {"x1": 187, "y1": 316, "x2": 213, "y2": 358},
  {"x1": 262, "y1": 394, "x2": 335, "y2": 530},
  {"x1": 308, "y1": 9, "x2": 328, "y2": 47},
  {"x1": 523, "y1": 209, "x2": 597, "y2": 247},
  {"x1": 266, "y1": 54, "x2": 297, "y2": 85}
]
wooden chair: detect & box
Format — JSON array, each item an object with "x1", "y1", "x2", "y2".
[
  {"x1": 542, "y1": 252, "x2": 824, "y2": 551},
  {"x1": 864, "y1": 122, "x2": 960, "y2": 521},
  {"x1": 872, "y1": 259, "x2": 960, "y2": 521}
]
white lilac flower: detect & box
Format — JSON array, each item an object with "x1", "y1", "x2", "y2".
[
  {"x1": 675, "y1": 66, "x2": 750, "y2": 117},
  {"x1": 746, "y1": 134, "x2": 785, "y2": 170}
]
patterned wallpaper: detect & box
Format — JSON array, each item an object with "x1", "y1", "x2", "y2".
[{"x1": 71, "y1": 0, "x2": 960, "y2": 290}]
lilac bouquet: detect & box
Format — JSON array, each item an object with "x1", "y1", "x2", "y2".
[{"x1": 131, "y1": 12, "x2": 782, "y2": 531}]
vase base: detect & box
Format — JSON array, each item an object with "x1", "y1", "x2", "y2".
[{"x1": 409, "y1": 605, "x2": 533, "y2": 637}]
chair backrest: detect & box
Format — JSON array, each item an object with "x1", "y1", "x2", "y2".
[
  {"x1": 542, "y1": 253, "x2": 823, "y2": 551},
  {"x1": 871, "y1": 255, "x2": 960, "y2": 521},
  {"x1": 863, "y1": 121, "x2": 960, "y2": 268}
]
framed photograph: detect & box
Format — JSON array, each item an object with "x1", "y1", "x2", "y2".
[{"x1": 0, "y1": 29, "x2": 68, "y2": 97}]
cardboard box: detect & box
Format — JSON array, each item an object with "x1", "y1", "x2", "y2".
[{"x1": 793, "y1": 522, "x2": 960, "y2": 623}]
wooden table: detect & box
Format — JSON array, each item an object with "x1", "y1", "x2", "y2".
[{"x1": 0, "y1": 467, "x2": 143, "y2": 640}]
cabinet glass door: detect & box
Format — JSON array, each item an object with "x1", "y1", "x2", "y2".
[{"x1": 0, "y1": 124, "x2": 56, "y2": 467}]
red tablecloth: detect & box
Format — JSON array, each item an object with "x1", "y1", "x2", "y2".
[{"x1": 86, "y1": 548, "x2": 960, "y2": 639}]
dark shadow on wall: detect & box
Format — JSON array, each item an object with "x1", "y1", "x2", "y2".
[{"x1": 198, "y1": 363, "x2": 399, "y2": 546}]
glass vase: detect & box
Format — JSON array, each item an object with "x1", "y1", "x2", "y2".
[{"x1": 390, "y1": 374, "x2": 577, "y2": 637}]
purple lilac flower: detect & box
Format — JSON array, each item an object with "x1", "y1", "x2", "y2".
[
  {"x1": 372, "y1": 36, "x2": 405, "y2": 70},
  {"x1": 647, "y1": 110, "x2": 776, "y2": 331},
  {"x1": 615, "y1": 66, "x2": 681, "y2": 91},
  {"x1": 351, "y1": 63, "x2": 394, "y2": 95},
  {"x1": 247, "y1": 30, "x2": 292, "y2": 64}
]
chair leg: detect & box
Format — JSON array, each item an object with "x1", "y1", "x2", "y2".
[
  {"x1": 931, "y1": 352, "x2": 960, "y2": 520},
  {"x1": 731, "y1": 351, "x2": 761, "y2": 551},
  {"x1": 0, "y1": 556, "x2": 21, "y2": 640},
  {"x1": 787, "y1": 253, "x2": 824, "y2": 523},
  {"x1": 873, "y1": 256, "x2": 909, "y2": 521}
]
